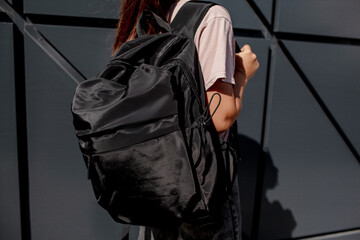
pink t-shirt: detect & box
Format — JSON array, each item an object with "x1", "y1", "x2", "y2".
[{"x1": 168, "y1": 0, "x2": 236, "y2": 90}]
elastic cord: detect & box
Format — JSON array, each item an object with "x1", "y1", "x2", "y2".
[{"x1": 201, "y1": 93, "x2": 221, "y2": 126}]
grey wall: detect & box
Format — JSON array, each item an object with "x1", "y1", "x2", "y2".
[
  {"x1": 0, "y1": 22, "x2": 22, "y2": 240},
  {"x1": 1, "y1": 0, "x2": 359, "y2": 240}
]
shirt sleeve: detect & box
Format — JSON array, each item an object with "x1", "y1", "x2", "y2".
[{"x1": 194, "y1": 5, "x2": 236, "y2": 90}]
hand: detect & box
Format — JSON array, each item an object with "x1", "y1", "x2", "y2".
[{"x1": 235, "y1": 44, "x2": 259, "y2": 82}]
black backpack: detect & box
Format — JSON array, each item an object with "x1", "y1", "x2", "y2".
[{"x1": 71, "y1": 1, "x2": 239, "y2": 227}]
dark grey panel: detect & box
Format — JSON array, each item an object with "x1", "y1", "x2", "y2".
[
  {"x1": 24, "y1": 35, "x2": 127, "y2": 240},
  {"x1": 300, "y1": 229, "x2": 360, "y2": 240},
  {"x1": 234, "y1": 37, "x2": 269, "y2": 238},
  {"x1": 0, "y1": 23, "x2": 21, "y2": 240},
  {"x1": 275, "y1": 0, "x2": 360, "y2": 39},
  {"x1": 207, "y1": 0, "x2": 263, "y2": 30},
  {"x1": 254, "y1": 0, "x2": 273, "y2": 24},
  {"x1": 37, "y1": 25, "x2": 115, "y2": 78},
  {"x1": 284, "y1": 40, "x2": 360, "y2": 155},
  {"x1": 258, "y1": 49, "x2": 360, "y2": 239},
  {"x1": 24, "y1": 0, "x2": 120, "y2": 18}
]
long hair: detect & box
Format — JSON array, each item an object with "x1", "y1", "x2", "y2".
[{"x1": 113, "y1": 0, "x2": 175, "y2": 54}]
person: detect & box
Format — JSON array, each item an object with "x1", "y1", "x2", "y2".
[{"x1": 113, "y1": 0, "x2": 259, "y2": 239}]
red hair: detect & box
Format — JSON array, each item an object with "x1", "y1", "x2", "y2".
[{"x1": 113, "y1": 0, "x2": 175, "y2": 54}]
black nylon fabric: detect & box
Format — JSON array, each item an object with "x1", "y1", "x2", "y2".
[
  {"x1": 71, "y1": 1, "x2": 238, "y2": 227},
  {"x1": 92, "y1": 130, "x2": 198, "y2": 226}
]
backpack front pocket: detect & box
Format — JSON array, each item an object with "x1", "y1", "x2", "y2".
[{"x1": 90, "y1": 129, "x2": 200, "y2": 226}]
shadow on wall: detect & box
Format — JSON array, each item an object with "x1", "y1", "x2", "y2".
[{"x1": 237, "y1": 134, "x2": 297, "y2": 240}]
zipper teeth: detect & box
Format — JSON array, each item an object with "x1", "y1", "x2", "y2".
[{"x1": 165, "y1": 59, "x2": 202, "y2": 108}]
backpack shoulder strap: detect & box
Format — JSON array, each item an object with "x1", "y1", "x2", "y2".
[{"x1": 170, "y1": 1, "x2": 217, "y2": 39}]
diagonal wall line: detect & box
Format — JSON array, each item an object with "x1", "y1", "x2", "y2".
[
  {"x1": 246, "y1": 0, "x2": 360, "y2": 164},
  {"x1": 277, "y1": 40, "x2": 360, "y2": 164},
  {"x1": 0, "y1": 0, "x2": 85, "y2": 84},
  {"x1": 245, "y1": 0, "x2": 273, "y2": 40}
]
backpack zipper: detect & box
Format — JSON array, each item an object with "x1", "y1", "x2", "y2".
[
  {"x1": 165, "y1": 59, "x2": 210, "y2": 213},
  {"x1": 165, "y1": 59, "x2": 203, "y2": 110}
]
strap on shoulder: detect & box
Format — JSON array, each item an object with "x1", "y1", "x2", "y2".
[{"x1": 170, "y1": 1, "x2": 217, "y2": 39}]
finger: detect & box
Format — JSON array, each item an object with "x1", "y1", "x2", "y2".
[
  {"x1": 235, "y1": 51, "x2": 242, "y2": 57},
  {"x1": 241, "y1": 44, "x2": 251, "y2": 52},
  {"x1": 248, "y1": 53, "x2": 257, "y2": 61},
  {"x1": 254, "y1": 59, "x2": 260, "y2": 71}
]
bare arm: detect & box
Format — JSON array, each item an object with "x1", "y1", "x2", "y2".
[{"x1": 206, "y1": 44, "x2": 259, "y2": 133}]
